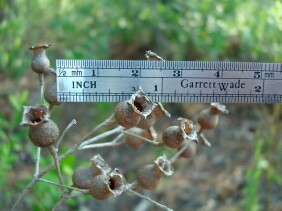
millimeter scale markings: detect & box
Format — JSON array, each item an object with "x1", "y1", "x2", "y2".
[{"x1": 56, "y1": 60, "x2": 282, "y2": 103}]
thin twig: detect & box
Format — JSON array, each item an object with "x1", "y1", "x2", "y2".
[
  {"x1": 12, "y1": 126, "x2": 123, "y2": 209},
  {"x1": 38, "y1": 178, "x2": 86, "y2": 192},
  {"x1": 49, "y1": 68, "x2": 57, "y2": 75},
  {"x1": 52, "y1": 188, "x2": 73, "y2": 211},
  {"x1": 55, "y1": 119, "x2": 77, "y2": 149},
  {"x1": 47, "y1": 145, "x2": 64, "y2": 192},
  {"x1": 123, "y1": 131, "x2": 160, "y2": 145},
  {"x1": 79, "y1": 126, "x2": 123, "y2": 148},
  {"x1": 169, "y1": 140, "x2": 193, "y2": 164},
  {"x1": 80, "y1": 138, "x2": 125, "y2": 150},
  {"x1": 12, "y1": 178, "x2": 38, "y2": 211},
  {"x1": 38, "y1": 73, "x2": 44, "y2": 103},
  {"x1": 126, "y1": 189, "x2": 173, "y2": 211},
  {"x1": 34, "y1": 147, "x2": 41, "y2": 178},
  {"x1": 81, "y1": 114, "x2": 116, "y2": 141}
]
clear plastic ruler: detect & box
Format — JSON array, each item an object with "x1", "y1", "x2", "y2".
[{"x1": 56, "y1": 60, "x2": 282, "y2": 103}]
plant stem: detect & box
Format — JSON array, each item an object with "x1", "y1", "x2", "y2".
[
  {"x1": 81, "y1": 114, "x2": 116, "y2": 141},
  {"x1": 80, "y1": 138, "x2": 125, "y2": 150},
  {"x1": 34, "y1": 147, "x2": 41, "y2": 178},
  {"x1": 126, "y1": 188, "x2": 173, "y2": 211},
  {"x1": 38, "y1": 73, "x2": 44, "y2": 103},
  {"x1": 79, "y1": 126, "x2": 123, "y2": 148},
  {"x1": 11, "y1": 178, "x2": 38, "y2": 211},
  {"x1": 48, "y1": 145, "x2": 64, "y2": 192},
  {"x1": 55, "y1": 119, "x2": 77, "y2": 149},
  {"x1": 123, "y1": 131, "x2": 160, "y2": 145},
  {"x1": 169, "y1": 140, "x2": 193, "y2": 164}
]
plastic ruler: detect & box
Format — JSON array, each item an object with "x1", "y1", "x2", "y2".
[{"x1": 56, "y1": 60, "x2": 282, "y2": 103}]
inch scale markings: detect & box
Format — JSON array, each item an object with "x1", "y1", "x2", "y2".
[{"x1": 56, "y1": 60, "x2": 282, "y2": 103}]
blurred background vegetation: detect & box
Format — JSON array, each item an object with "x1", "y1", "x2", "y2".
[{"x1": 1, "y1": 0, "x2": 282, "y2": 210}]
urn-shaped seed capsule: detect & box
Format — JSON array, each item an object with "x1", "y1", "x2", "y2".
[
  {"x1": 162, "y1": 126, "x2": 183, "y2": 148},
  {"x1": 72, "y1": 165, "x2": 101, "y2": 189},
  {"x1": 197, "y1": 103, "x2": 228, "y2": 131},
  {"x1": 29, "y1": 44, "x2": 51, "y2": 74},
  {"x1": 89, "y1": 169, "x2": 126, "y2": 200},
  {"x1": 44, "y1": 82, "x2": 62, "y2": 106},
  {"x1": 28, "y1": 119, "x2": 59, "y2": 147},
  {"x1": 114, "y1": 89, "x2": 156, "y2": 128},
  {"x1": 137, "y1": 164, "x2": 163, "y2": 190},
  {"x1": 137, "y1": 155, "x2": 173, "y2": 190},
  {"x1": 72, "y1": 154, "x2": 112, "y2": 189}
]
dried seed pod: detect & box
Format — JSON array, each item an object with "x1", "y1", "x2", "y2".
[
  {"x1": 162, "y1": 118, "x2": 198, "y2": 148},
  {"x1": 89, "y1": 169, "x2": 126, "y2": 200},
  {"x1": 72, "y1": 165, "x2": 100, "y2": 189},
  {"x1": 114, "y1": 89, "x2": 156, "y2": 128},
  {"x1": 137, "y1": 155, "x2": 173, "y2": 190},
  {"x1": 197, "y1": 103, "x2": 228, "y2": 131},
  {"x1": 44, "y1": 82, "x2": 62, "y2": 106},
  {"x1": 28, "y1": 119, "x2": 59, "y2": 147},
  {"x1": 137, "y1": 164, "x2": 162, "y2": 190},
  {"x1": 125, "y1": 127, "x2": 157, "y2": 147},
  {"x1": 137, "y1": 103, "x2": 170, "y2": 129},
  {"x1": 29, "y1": 44, "x2": 51, "y2": 74},
  {"x1": 72, "y1": 154, "x2": 112, "y2": 189},
  {"x1": 178, "y1": 142, "x2": 197, "y2": 159},
  {"x1": 20, "y1": 104, "x2": 49, "y2": 127},
  {"x1": 162, "y1": 125, "x2": 183, "y2": 148}
]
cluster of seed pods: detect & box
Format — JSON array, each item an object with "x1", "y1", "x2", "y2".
[{"x1": 19, "y1": 46, "x2": 228, "y2": 207}]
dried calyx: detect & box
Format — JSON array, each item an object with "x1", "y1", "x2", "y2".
[{"x1": 114, "y1": 88, "x2": 156, "y2": 128}]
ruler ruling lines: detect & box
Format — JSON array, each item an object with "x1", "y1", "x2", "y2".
[{"x1": 56, "y1": 60, "x2": 282, "y2": 103}]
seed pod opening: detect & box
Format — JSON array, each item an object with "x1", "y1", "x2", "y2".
[
  {"x1": 154, "y1": 155, "x2": 174, "y2": 176},
  {"x1": 114, "y1": 89, "x2": 156, "y2": 128},
  {"x1": 178, "y1": 117, "x2": 198, "y2": 142},
  {"x1": 90, "y1": 169, "x2": 126, "y2": 200},
  {"x1": 20, "y1": 104, "x2": 49, "y2": 127},
  {"x1": 137, "y1": 103, "x2": 170, "y2": 129}
]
